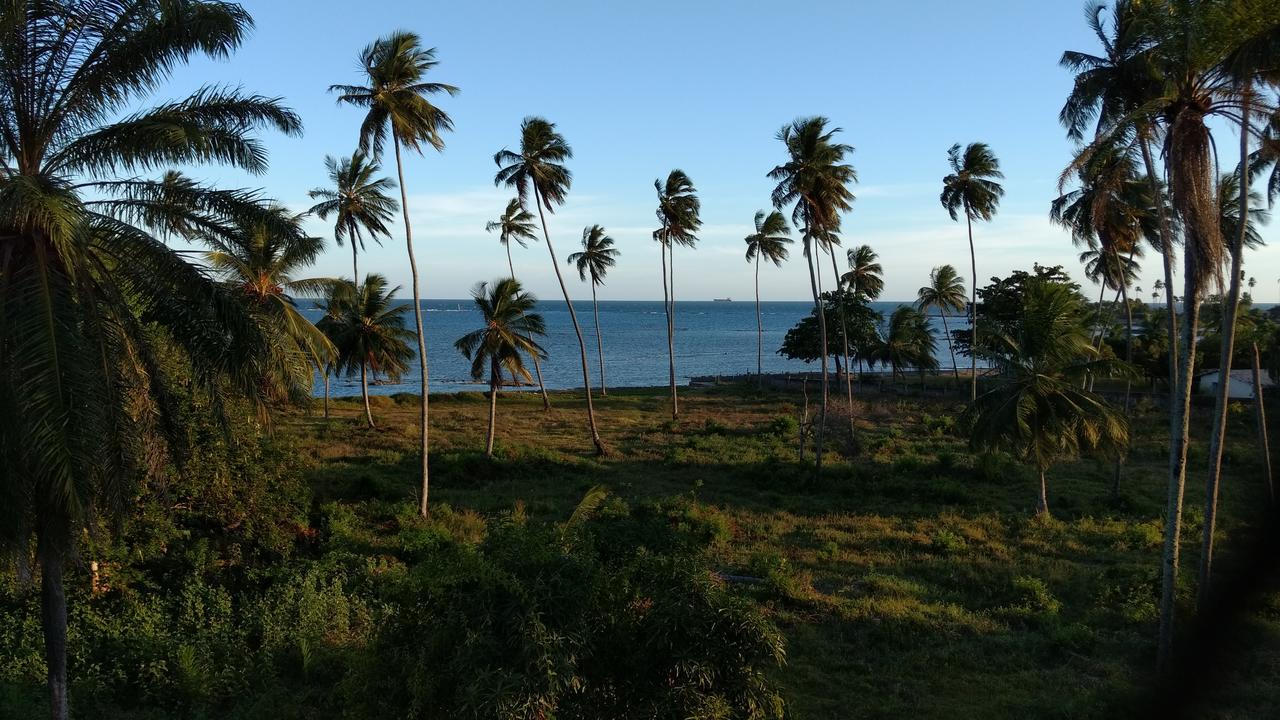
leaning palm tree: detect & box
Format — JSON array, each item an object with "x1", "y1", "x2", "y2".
[
  {"x1": 454, "y1": 278, "x2": 547, "y2": 456},
  {"x1": 202, "y1": 206, "x2": 338, "y2": 404},
  {"x1": 568, "y1": 225, "x2": 619, "y2": 395},
  {"x1": 941, "y1": 142, "x2": 1005, "y2": 402},
  {"x1": 0, "y1": 4, "x2": 302, "y2": 717},
  {"x1": 769, "y1": 117, "x2": 857, "y2": 475},
  {"x1": 917, "y1": 265, "x2": 968, "y2": 380},
  {"x1": 332, "y1": 31, "x2": 458, "y2": 516},
  {"x1": 318, "y1": 275, "x2": 415, "y2": 428},
  {"x1": 486, "y1": 198, "x2": 550, "y2": 408},
  {"x1": 744, "y1": 210, "x2": 793, "y2": 377},
  {"x1": 306, "y1": 150, "x2": 399, "y2": 280},
  {"x1": 966, "y1": 280, "x2": 1130, "y2": 517},
  {"x1": 494, "y1": 117, "x2": 606, "y2": 454},
  {"x1": 654, "y1": 169, "x2": 702, "y2": 420}
]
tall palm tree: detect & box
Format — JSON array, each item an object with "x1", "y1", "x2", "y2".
[
  {"x1": 306, "y1": 150, "x2": 399, "y2": 280},
  {"x1": 486, "y1": 198, "x2": 550, "y2": 409},
  {"x1": 455, "y1": 278, "x2": 547, "y2": 457},
  {"x1": 0, "y1": 4, "x2": 302, "y2": 717},
  {"x1": 744, "y1": 210, "x2": 793, "y2": 377},
  {"x1": 318, "y1": 275, "x2": 415, "y2": 428},
  {"x1": 769, "y1": 117, "x2": 857, "y2": 474},
  {"x1": 941, "y1": 142, "x2": 1005, "y2": 402},
  {"x1": 494, "y1": 117, "x2": 607, "y2": 454},
  {"x1": 202, "y1": 206, "x2": 338, "y2": 405},
  {"x1": 966, "y1": 280, "x2": 1130, "y2": 517},
  {"x1": 654, "y1": 170, "x2": 702, "y2": 420},
  {"x1": 568, "y1": 225, "x2": 619, "y2": 395},
  {"x1": 332, "y1": 31, "x2": 458, "y2": 516},
  {"x1": 917, "y1": 265, "x2": 968, "y2": 380}
]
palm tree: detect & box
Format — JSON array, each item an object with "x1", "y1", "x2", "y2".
[
  {"x1": 654, "y1": 170, "x2": 702, "y2": 420},
  {"x1": 202, "y1": 206, "x2": 338, "y2": 404},
  {"x1": 843, "y1": 245, "x2": 885, "y2": 301},
  {"x1": 769, "y1": 117, "x2": 857, "y2": 474},
  {"x1": 332, "y1": 31, "x2": 458, "y2": 516},
  {"x1": 870, "y1": 306, "x2": 938, "y2": 390},
  {"x1": 454, "y1": 278, "x2": 547, "y2": 456},
  {"x1": 318, "y1": 275, "x2": 415, "y2": 428},
  {"x1": 966, "y1": 280, "x2": 1129, "y2": 517},
  {"x1": 0, "y1": 4, "x2": 302, "y2": 717},
  {"x1": 306, "y1": 150, "x2": 399, "y2": 280},
  {"x1": 744, "y1": 210, "x2": 793, "y2": 377},
  {"x1": 917, "y1": 265, "x2": 968, "y2": 380},
  {"x1": 568, "y1": 225, "x2": 619, "y2": 395},
  {"x1": 494, "y1": 117, "x2": 607, "y2": 454},
  {"x1": 941, "y1": 142, "x2": 1005, "y2": 402},
  {"x1": 486, "y1": 198, "x2": 550, "y2": 409}
]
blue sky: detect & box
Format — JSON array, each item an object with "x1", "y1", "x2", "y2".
[{"x1": 167, "y1": 0, "x2": 1279, "y2": 301}]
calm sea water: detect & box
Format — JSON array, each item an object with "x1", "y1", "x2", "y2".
[{"x1": 300, "y1": 300, "x2": 972, "y2": 397}]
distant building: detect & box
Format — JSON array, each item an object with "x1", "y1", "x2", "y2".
[{"x1": 1196, "y1": 369, "x2": 1272, "y2": 400}]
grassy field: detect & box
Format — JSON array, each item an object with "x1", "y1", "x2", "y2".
[{"x1": 284, "y1": 384, "x2": 1280, "y2": 719}]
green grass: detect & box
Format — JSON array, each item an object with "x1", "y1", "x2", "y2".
[{"x1": 285, "y1": 384, "x2": 1279, "y2": 719}]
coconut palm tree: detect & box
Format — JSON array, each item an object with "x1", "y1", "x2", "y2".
[
  {"x1": 568, "y1": 225, "x2": 619, "y2": 395},
  {"x1": 843, "y1": 245, "x2": 885, "y2": 301},
  {"x1": 869, "y1": 306, "x2": 938, "y2": 390},
  {"x1": 332, "y1": 30, "x2": 458, "y2": 516},
  {"x1": 941, "y1": 142, "x2": 1005, "y2": 402},
  {"x1": 917, "y1": 265, "x2": 968, "y2": 380},
  {"x1": 202, "y1": 206, "x2": 338, "y2": 404},
  {"x1": 744, "y1": 210, "x2": 793, "y2": 377},
  {"x1": 318, "y1": 275, "x2": 415, "y2": 428},
  {"x1": 455, "y1": 278, "x2": 547, "y2": 456},
  {"x1": 494, "y1": 117, "x2": 607, "y2": 454},
  {"x1": 0, "y1": 4, "x2": 302, "y2": 717},
  {"x1": 769, "y1": 117, "x2": 857, "y2": 475},
  {"x1": 486, "y1": 198, "x2": 550, "y2": 409},
  {"x1": 966, "y1": 280, "x2": 1130, "y2": 517},
  {"x1": 654, "y1": 170, "x2": 702, "y2": 420},
  {"x1": 306, "y1": 150, "x2": 399, "y2": 280}
]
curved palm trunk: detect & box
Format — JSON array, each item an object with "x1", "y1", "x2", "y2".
[
  {"x1": 486, "y1": 359, "x2": 499, "y2": 457},
  {"x1": 805, "y1": 233, "x2": 829, "y2": 476},
  {"x1": 532, "y1": 185, "x2": 606, "y2": 455},
  {"x1": 965, "y1": 212, "x2": 978, "y2": 401},
  {"x1": 755, "y1": 254, "x2": 763, "y2": 380},
  {"x1": 392, "y1": 138, "x2": 432, "y2": 517},
  {"x1": 941, "y1": 312, "x2": 959, "y2": 380},
  {"x1": 352, "y1": 239, "x2": 359, "y2": 286},
  {"x1": 506, "y1": 246, "x2": 551, "y2": 410},
  {"x1": 360, "y1": 362, "x2": 375, "y2": 429},
  {"x1": 1253, "y1": 342, "x2": 1274, "y2": 505},
  {"x1": 39, "y1": 535, "x2": 67, "y2": 720},
  {"x1": 829, "y1": 245, "x2": 856, "y2": 443},
  {"x1": 591, "y1": 282, "x2": 606, "y2": 395},
  {"x1": 1140, "y1": 136, "x2": 1180, "y2": 388},
  {"x1": 668, "y1": 244, "x2": 679, "y2": 419},
  {"x1": 1197, "y1": 94, "x2": 1252, "y2": 605}
]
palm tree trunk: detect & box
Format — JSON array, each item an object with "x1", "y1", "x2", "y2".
[
  {"x1": 805, "y1": 233, "x2": 829, "y2": 476},
  {"x1": 829, "y1": 245, "x2": 856, "y2": 445},
  {"x1": 352, "y1": 240, "x2": 359, "y2": 285},
  {"x1": 668, "y1": 244, "x2": 679, "y2": 419},
  {"x1": 39, "y1": 535, "x2": 68, "y2": 720},
  {"x1": 506, "y1": 245, "x2": 550, "y2": 410},
  {"x1": 941, "y1": 312, "x2": 959, "y2": 380},
  {"x1": 532, "y1": 184, "x2": 606, "y2": 455},
  {"x1": 486, "y1": 362, "x2": 498, "y2": 457},
  {"x1": 1113, "y1": 284, "x2": 1134, "y2": 497},
  {"x1": 660, "y1": 237, "x2": 677, "y2": 420},
  {"x1": 1158, "y1": 255, "x2": 1203, "y2": 671},
  {"x1": 1036, "y1": 469, "x2": 1049, "y2": 517},
  {"x1": 1197, "y1": 93, "x2": 1251, "y2": 606},
  {"x1": 755, "y1": 254, "x2": 763, "y2": 379},
  {"x1": 1140, "y1": 135, "x2": 1179, "y2": 386},
  {"x1": 1253, "y1": 342, "x2": 1274, "y2": 505},
  {"x1": 392, "y1": 137, "x2": 431, "y2": 517},
  {"x1": 323, "y1": 366, "x2": 330, "y2": 419},
  {"x1": 591, "y1": 282, "x2": 606, "y2": 395},
  {"x1": 360, "y1": 362, "x2": 375, "y2": 429},
  {"x1": 965, "y1": 212, "x2": 978, "y2": 402}
]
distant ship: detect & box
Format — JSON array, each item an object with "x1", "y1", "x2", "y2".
[{"x1": 712, "y1": 297, "x2": 732, "y2": 302}]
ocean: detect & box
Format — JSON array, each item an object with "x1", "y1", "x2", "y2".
[{"x1": 300, "y1": 299, "x2": 971, "y2": 397}]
